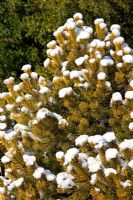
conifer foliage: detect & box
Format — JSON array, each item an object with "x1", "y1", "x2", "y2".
[{"x1": 0, "y1": 13, "x2": 133, "y2": 200}]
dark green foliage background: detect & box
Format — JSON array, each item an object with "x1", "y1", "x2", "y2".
[{"x1": 0, "y1": 0, "x2": 133, "y2": 91}]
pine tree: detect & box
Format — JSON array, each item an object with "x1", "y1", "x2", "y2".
[
  {"x1": 0, "y1": 13, "x2": 133, "y2": 200},
  {"x1": 56, "y1": 133, "x2": 133, "y2": 200},
  {"x1": 0, "y1": 0, "x2": 133, "y2": 91}
]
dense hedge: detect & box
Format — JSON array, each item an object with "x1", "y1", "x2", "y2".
[{"x1": 0, "y1": 0, "x2": 132, "y2": 90}]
